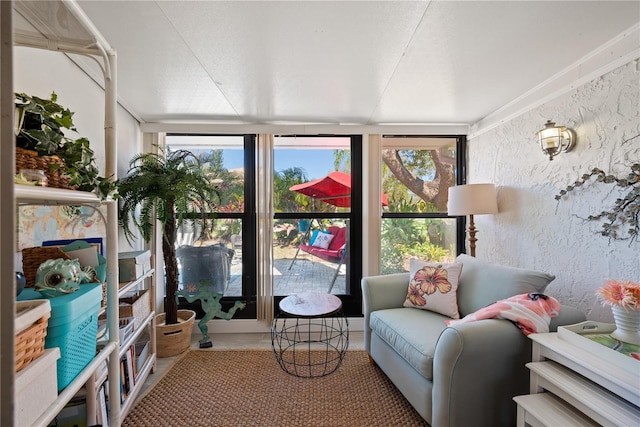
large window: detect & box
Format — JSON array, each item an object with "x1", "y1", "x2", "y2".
[
  {"x1": 162, "y1": 133, "x2": 464, "y2": 321},
  {"x1": 166, "y1": 134, "x2": 256, "y2": 319},
  {"x1": 273, "y1": 135, "x2": 363, "y2": 315},
  {"x1": 380, "y1": 136, "x2": 465, "y2": 273}
]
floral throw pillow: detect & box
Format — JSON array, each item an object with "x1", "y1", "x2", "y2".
[
  {"x1": 403, "y1": 259, "x2": 463, "y2": 319},
  {"x1": 311, "y1": 231, "x2": 334, "y2": 249}
]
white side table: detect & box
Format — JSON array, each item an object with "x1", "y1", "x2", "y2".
[{"x1": 513, "y1": 332, "x2": 640, "y2": 426}]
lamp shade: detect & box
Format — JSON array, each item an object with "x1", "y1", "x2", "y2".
[{"x1": 447, "y1": 183, "x2": 498, "y2": 216}]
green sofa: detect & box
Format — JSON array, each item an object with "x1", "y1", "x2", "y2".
[{"x1": 362, "y1": 254, "x2": 586, "y2": 427}]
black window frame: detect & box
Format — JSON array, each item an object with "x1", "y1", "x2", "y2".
[
  {"x1": 273, "y1": 135, "x2": 363, "y2": 317},
  {"x1": 380, "y1": 135, "x2": 468, "y2": 261},
  {"x1": 169, "y1": 133, "x2": 258, "y2": 319}
]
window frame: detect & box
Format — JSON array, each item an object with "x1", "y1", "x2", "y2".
[
  {"x1": 167, "y1": 133, "x2": 258, "y2": 319},
  {"x1": 273, "y1": 134, "x2": 364, "y2": 316},
  {"x1": 162, "y1": 132, "x2": 467, "y2": 320},
  {"x1": 380, "y1": 135, "x2": 468, "y2": 267}
]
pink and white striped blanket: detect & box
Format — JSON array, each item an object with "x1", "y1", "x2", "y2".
[{"x1": 445, "y1": 293, "x2": 561, "y2": 335}]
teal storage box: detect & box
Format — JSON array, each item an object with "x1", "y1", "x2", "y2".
[{"x1": 18, "y1": 283, "x2": 101, "y2": 391}]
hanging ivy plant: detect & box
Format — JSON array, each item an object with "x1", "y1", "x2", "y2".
[{"x1": 555, "y1": 143, "x2": 639, "y2": 244}]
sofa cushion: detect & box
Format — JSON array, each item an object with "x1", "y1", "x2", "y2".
[
  {"x1": 403, "y1": 259, "x2": 463, "y2": 319},
  {"x1": 327, "y1": 226, "x2": 347, "y2": 251},
  {"x1": 370, "y1": 307, "x2": 448, "y2": 379},
  {"x1": 455, "y1": 254, "x2": 555, "y2": 317}
]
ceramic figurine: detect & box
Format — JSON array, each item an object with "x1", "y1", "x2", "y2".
[{"x1": 35, "y1": 258, "x2": 96, "y2": 298}]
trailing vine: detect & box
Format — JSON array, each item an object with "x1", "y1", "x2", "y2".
[{"x1": 555, "y1": 144, "x2": 639, "y2": 244}]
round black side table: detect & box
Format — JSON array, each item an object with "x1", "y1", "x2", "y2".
[{"x1": 271, "y1": 292, "x2": 349, "y2": 377}]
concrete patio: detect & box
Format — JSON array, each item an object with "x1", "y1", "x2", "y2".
[{"x1": 224, "y1": 252, "x2": 347, "y2": 297}]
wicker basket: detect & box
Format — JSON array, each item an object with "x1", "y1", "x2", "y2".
[
  {"x1": 15, "y1": 147, "x2": 73, "y2": 189},
  {"x1": 120, "y1": 289, "x2": 151, "y2": 329},
  {"x1": 15, "y1": 300, "x2": 51, "y2": 372},
  {"x1": 22, "y1": 246, "x2": 71, "y2": 287},
  {"x1": 156, "y1": 309, "x2": 195, "y2": 358}
]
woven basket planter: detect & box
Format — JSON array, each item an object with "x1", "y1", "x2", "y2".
[
  {"x1": 155, "y1": 309, "x2": 196, "y2": 358},
  {"x1": 15, "y1": 147, "x2": 74, "y2": 189}
]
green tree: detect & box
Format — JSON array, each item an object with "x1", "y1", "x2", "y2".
[
  {"x1": 382, "y1": 149, "x2": 454, "y2": 211},
  {"x1": 196, "y1": 150, "x2": 244, "y2": 210},
  {"x1": 333, "y1": 149, "x2": 351, "y2": 173},
  {"x1": 330, "y1": 148, "x2": 452, "y2": 211},
  {"x1": 274, "y1": 167, "x2": 308, "y2": 212}
]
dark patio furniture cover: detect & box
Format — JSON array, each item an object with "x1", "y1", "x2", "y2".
[{"x1": 177, "y1": 244, "x2": 234, "y2": 294}]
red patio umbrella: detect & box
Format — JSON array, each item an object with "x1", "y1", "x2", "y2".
[{"x1": 289, "y1": 171, "x2": 388, "y2": 208}]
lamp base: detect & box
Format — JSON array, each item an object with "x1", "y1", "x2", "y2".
[{"x1": 467, "y1": 214, "x2": 477, "y2": 257}]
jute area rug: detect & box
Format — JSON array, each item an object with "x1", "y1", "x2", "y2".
[{"x1": 123, "y1": 350, "x2": 429, "y2": 427}]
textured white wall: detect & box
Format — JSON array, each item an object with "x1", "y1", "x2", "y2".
[{"x1": 469, "y1": 59, "x2": 640, "y2": 321}]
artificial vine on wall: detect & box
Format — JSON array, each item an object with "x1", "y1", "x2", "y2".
[{"x1": 555, "y1": 137, "x2": 639, "y2": 244}]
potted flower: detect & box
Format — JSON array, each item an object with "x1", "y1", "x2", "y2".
[
  {"x1": 117, "y1": 149, "x2": 220, "y2": 357},
  {"x1": 596, "y1": 279, "x2": 640, "y2": 345},
  {"x1": 14, "y1": 92, "x2": 115, "y2": 197}
]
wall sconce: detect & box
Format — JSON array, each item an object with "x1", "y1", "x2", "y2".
[{"x1": 535, "y1": 120, "x2": 576, "y2": 161}]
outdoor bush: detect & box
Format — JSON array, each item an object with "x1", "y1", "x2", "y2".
[
  {"x1": 402, "y1": 241, "x2": 451, "y2": 263},
  {"x1": 381, "y1": 241, "x2": 406, "y2": 274}
]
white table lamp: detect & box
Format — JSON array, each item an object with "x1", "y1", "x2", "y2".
[{"x1": 448, "y1": 183, "x2": 498, "y2": 257}]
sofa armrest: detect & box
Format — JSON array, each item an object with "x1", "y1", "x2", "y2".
[
  {"x1": 432, "y1": 319, "x2": 531, "y2": 427},
  {"x1": 361, "y1": 273, "x2": 409, "y2": 353}
]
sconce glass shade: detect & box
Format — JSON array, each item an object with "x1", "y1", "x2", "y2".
[{"x1": 536, "y1": 120, "x2": 576, "y2": 161}]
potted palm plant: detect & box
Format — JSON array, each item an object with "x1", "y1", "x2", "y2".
[{"x1": 118, "y1": 149, "x2": 220, "y2": 357}]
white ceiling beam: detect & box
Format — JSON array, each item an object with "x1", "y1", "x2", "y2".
[{"x1": 140, "y1": 122, "x2": 470, "y2": 136}]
